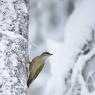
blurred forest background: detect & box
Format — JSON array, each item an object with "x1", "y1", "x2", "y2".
[
  {"x1": 28, "y1": 0, "x2": 95, "y2": 95},
  {"x1": 28, "y1": 0, "x2": 74, "y2": 94}
]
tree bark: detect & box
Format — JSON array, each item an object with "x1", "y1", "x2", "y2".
[{"x1": 0, "y1": 0, "x2": 28, "y2": 95}]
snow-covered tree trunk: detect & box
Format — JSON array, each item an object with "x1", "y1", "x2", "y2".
[
  {"x1": 0, "y1": 0, "x2": 28, "y2": 95},
  {"x1": 63, "y1": 0, "x2": 95, "y2": 95}
]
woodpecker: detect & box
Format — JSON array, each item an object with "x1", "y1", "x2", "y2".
[{"x1": 27, "y1": 52, "x2": 53, "y2": 87}]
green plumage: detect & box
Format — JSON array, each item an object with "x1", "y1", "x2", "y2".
[
  {"x1": 27, "y1": 57, "x2": 44, "y2": 87},
  {"x1": 35, "y1": 63, "x2": 44, "y2": 79},
  {"x1": 27, "y1": 52, "x2": 52, "y2": 88}
]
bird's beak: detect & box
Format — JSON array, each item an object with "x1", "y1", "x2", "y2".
[{"x1": 50, "y1": 53, "x2": 53, "y2": 56}]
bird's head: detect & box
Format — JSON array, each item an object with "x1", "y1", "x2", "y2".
[
  {"x1": 40, "y1": 52, "x2": 53, "y2": 60},
  {"x1": 41, "y1": 52, "x2": 53, "y2": 56}
]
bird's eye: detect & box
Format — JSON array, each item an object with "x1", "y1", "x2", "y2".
[{"x1": 44, "y1": 54, "x2": 47, "y2": 56}]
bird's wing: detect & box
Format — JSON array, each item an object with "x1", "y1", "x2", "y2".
[
  {"x1": 27, "y1": 63, "x2": 44, "y2": 87},
  {"x1": 27, "y1": 71, "x2": 34, "y2": 87},
  {"x1": 34, "y1": 63, "x2": 44, "y2": 79}
]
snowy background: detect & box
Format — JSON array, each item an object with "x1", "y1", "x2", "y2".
[{"x1": 28, "y1": 0, "x2": 95, "y2": 95}]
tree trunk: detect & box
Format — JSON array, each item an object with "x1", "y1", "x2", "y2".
[{"x1": 0, "y1": 0, "x2": 28, "y2": 95}]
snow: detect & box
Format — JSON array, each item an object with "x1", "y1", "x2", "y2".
[
  {"x1": 0, "y1": 43, "x2": 7, "y2": 52},
  {"x1": 0, "y1": 0, "x2": 28, "y2": 95},
  {"x1": 0, "y1": 30, "x2": 27, "y2": 41},
  {"x1": 9, "y1": 54, "x2": 18, "y2": 66},
  {"x1": 28, "y1": 0, "x2": 95, "y2": 95}
]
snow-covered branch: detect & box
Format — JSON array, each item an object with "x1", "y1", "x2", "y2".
[{"x1": 63, "y1": 0, "x2": 95, "y2": 95}]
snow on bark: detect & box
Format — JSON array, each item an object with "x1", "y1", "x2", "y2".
[
  {"x1": 0, "y1": 0, "x2": 28, "y2": 95},
  {"x1": 63, "y1": 0, "x2": 95, "y2": 95}
]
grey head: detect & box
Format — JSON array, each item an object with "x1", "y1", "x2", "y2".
[
  {"x1": 41, "y1": 52, "x2": 53, "y2": 56},
  {"x1": 39, "y1": 52, "x2": 53, "y2": 62}
]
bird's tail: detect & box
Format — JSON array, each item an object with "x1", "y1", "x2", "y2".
[{"x1": 27, "y1": 78, "x2": 33, "y2": 88}]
